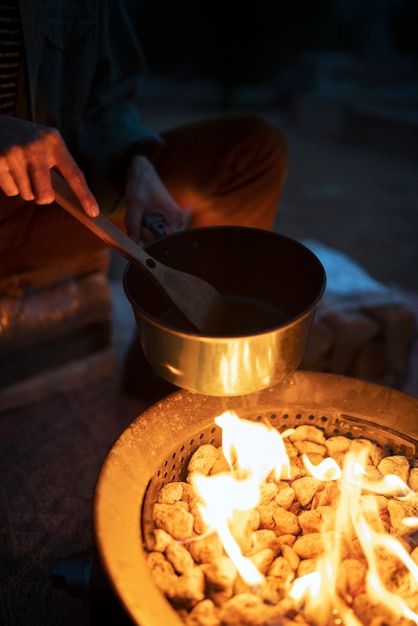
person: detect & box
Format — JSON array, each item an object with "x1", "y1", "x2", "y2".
[{"x1": 0, "y1": 0, "x2": 288, "y2": 399}]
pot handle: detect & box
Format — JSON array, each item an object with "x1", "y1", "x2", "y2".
[{"x1": 142, "y1": 213, "x2": 167, "y2": 239}]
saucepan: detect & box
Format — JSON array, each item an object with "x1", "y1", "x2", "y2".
[
  {"x1": 124, "y1": 225, "x2": 326, "y2": 396},
  {"x1": 51, "y1": 170, "x2": 325, "y2": 396}
]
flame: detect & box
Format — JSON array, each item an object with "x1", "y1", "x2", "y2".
[
  {"x1": 191, "y1": 411, "x2": 290, "y2": 585},
  {"x1": 344, "y1": 450, "x2": 418, "y2": 624},
  {"x1": 290, "y1": 448, "x2": 418, "y2": 624},
  {"x1": 215, "y1": 411, "x2": 290, "y2": 482},
  {"x1": 189, "y1": 411, "x2": 418, "y2": 625},
  {"x1": 302, "y1": 454, "x2": 342, "y2": 481},
  {"x1": 403, "y1": 517, "x2": 418, "y2": 529},
  {"x1": 192, "y1": 472, "x2": 263, "y2": 585}
]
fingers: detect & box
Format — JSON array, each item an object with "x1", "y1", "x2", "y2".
[
  {"x1": 125, "y1": 155, "x2": 185, "y2": 243},
  {"x1": 8, "y1": 144, "x2": 53, "y2": 203},
  {"x1": 54, "y1": 161, "x2": 100, "y2": 217},
  {"x1": 47, "y1": 130, "x2": 99, "y2": 217},
  {"x1": 0, "y1": 159, "x2": 19, "y2": 196},
  {"x1": 124, "y1": 202, "x2": 143, "y2": 242},
  {"x1": 0, "y1": 123, "x2": 55, "y2": 202},
  {"x1": 0, "y1": 147, "x2": 38, "y2": 201},
  {"x1": 0, "y1": 120, "x2": 99, "y2": 217}
]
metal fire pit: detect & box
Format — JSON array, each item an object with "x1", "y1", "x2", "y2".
[{"x1": 93, "y1": 372, "x2": 418, "y2": 626}]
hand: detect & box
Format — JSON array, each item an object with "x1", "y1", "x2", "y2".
[
  {"x1": 0, "y1": 115, "x2": 99, "y2": 216},
  {"x1": 124, "y1": 154, "x2": 184, "y2": 243}
]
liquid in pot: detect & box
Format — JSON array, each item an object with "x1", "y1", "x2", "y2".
[{"x1": 159, "y1": 294, "x2": 290, "y2": 336}]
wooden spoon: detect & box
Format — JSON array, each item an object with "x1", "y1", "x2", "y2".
[{"x1": 51, "y1": 170, "x2": 228, "y2": 334}]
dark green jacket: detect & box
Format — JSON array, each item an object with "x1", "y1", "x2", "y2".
[{"x1": 17, "y1": 0, "x2": 162, "y2": 213}]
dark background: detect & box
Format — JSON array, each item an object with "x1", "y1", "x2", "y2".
[
  {"x1": 121, "y1": 0, "x2": 418, "y2": 292},
  {"x1": 133, "y1": 0, "x2": 418, "y2": 107}
]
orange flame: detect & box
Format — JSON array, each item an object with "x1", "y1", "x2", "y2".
[{"x1": 190, "y1": 411, "x2": 418, "y2": 624}]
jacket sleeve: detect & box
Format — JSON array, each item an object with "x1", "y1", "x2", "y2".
[{"x1": 76, "y1": 0, "x2": 164, "y2": 214}]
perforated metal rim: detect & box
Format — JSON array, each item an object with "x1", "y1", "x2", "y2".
[
  {"x1": 141, "y1": 407, "x2": 417, "y2": 551},
  {"x1": 151, "y1": 409, "x2": 417, "y2": 485}
]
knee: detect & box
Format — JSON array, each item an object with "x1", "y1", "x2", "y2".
[
  {"x1": 248, "y1": 114, "x2": 287, "y2": 160},
  {"x1": 230, "y1": 113, "x2": 287, "y2": 169}
]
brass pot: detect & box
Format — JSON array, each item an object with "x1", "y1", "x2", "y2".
[{"x1": 123, "y1": 226, "x2": 326, "y2": 396}]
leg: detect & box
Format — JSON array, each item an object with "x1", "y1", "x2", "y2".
[
  {"x1": 155, "y1": 113, "x2": 287, "y2": 230},
  {"x1": 0, "y1": 193, "x2": 109, "y2": 282},
  {"x1": 122, "y1": 114, "x2": 288, "y2": 401},
  {"x1": 0, "y1": 193, "x2": 112, "y2": 396}
]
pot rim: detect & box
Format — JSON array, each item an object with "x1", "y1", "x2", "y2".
[{"x1": 123, "y1": 226, "x2": 326, "y2": 338}]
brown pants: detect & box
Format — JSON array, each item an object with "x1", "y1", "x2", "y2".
[{"x1": 0, "y1": 113, "x2": 287, "y2": 282}]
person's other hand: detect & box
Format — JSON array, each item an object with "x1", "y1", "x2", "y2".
[
  {"x1": 125, "y1": 154, "x2": 184, "y2": 243},
  {"x1": 0, "y1": 115, "x2": 99, "y2": 216}
]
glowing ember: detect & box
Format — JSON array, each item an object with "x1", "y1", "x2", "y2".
[{"x1": 147, "y1": 412, "x2": 418, "y2": 626}]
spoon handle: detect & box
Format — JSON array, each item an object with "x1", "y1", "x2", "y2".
[
  {"x1": 51, "y1": 169, "x2": 229, "y2": 335},
  {"x1": 51, "y1": 169, "x2": 160, "y2": 274}
]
